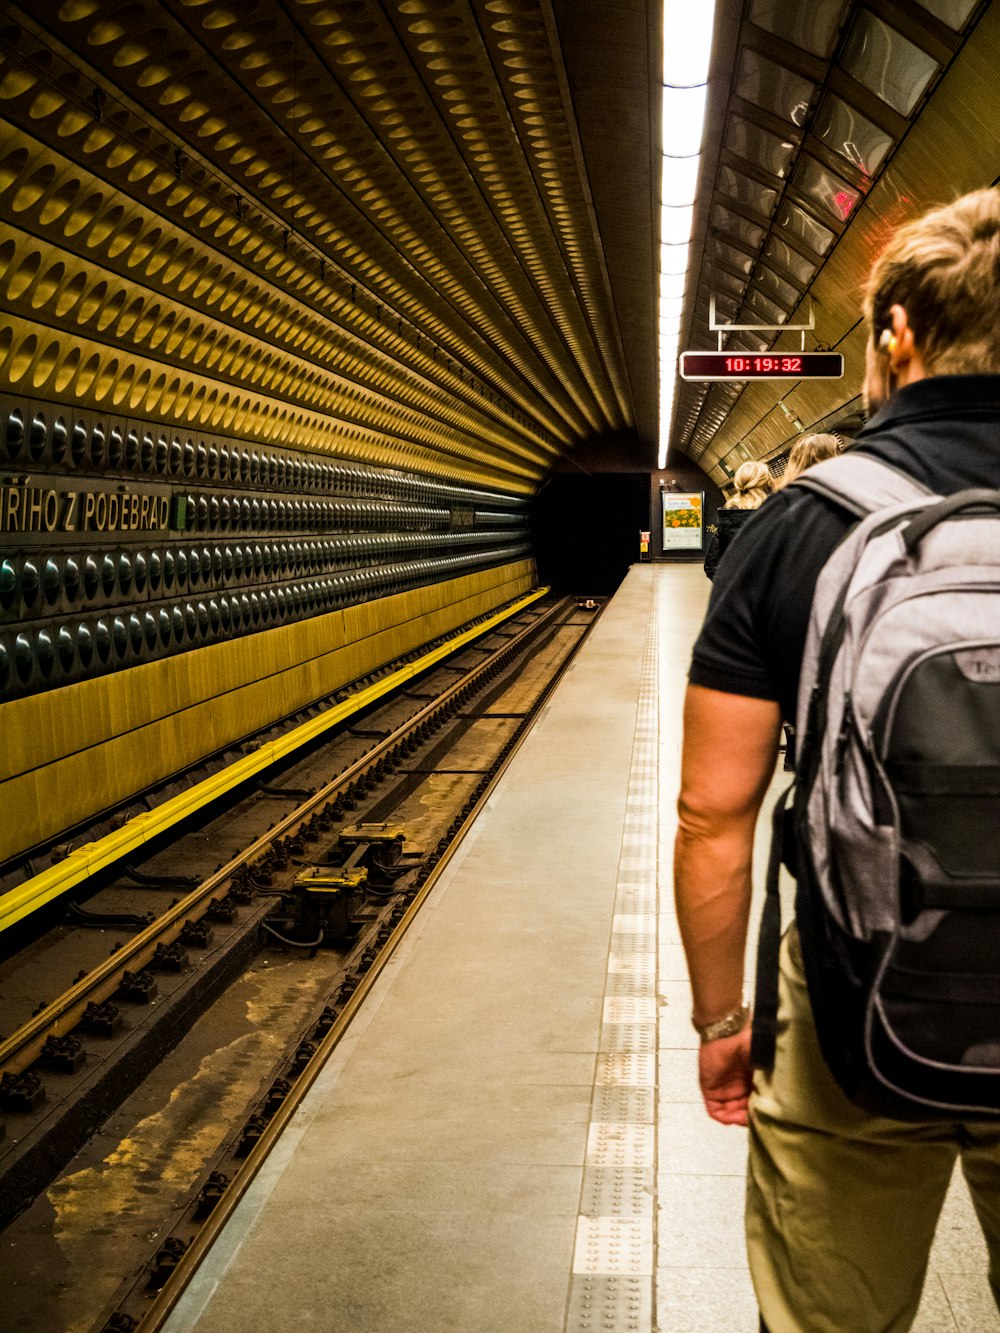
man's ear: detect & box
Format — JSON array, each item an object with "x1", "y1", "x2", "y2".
[
  {"x1": 887, "y1": 303, "x2": 926, "y2": 385},
  {"x1": 888, "y1": 304, "x2": 915, "y2": 365}
]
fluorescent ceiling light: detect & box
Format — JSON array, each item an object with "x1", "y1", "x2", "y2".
[
  {"x1": 659, "y1": 0, "x2": 718, "y2": 471},
  {"x1": 663, "y1": 6, "x2": 716, "y2": 87},
  {"x1": 661, "y1": 153, "x2": 701, "y2": 207},
  {"x1": 661, "y1": 203, "x2": 694, "y2": 245},
  {"x1": 662, "y1": 84, "x2": 708, "y2": 156},
  {"x1": 660, "y1": 241, "x2": 690, "y2": 275}
]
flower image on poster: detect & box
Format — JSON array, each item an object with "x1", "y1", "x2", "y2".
[{"x1": 662, "y1": 492, "x2": 704, "y2": 550}]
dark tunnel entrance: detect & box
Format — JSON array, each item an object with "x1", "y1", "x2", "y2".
[{"x1": 530, "y1": 472, "x2": 650, "y2": 597}]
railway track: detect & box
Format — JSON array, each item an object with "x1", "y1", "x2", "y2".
[{"x1": 0, "y1": 591, "x2": 602, "y2": 1332}]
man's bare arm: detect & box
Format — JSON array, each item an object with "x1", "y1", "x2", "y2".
[{"x1": 674, "y1": 684, "x2": 781, "y2": 1121}]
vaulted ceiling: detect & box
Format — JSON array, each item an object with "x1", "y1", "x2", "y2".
[{"x1": 2, "y1": 1, "x2": 998, "y2": 498}]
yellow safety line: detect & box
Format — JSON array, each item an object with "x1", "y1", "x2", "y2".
[{"x1": 0, "y1": 588, "x2": 548, "y2": 935}]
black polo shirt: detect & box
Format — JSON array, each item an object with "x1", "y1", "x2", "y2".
[{"x1": 689, "y1": 375, "x2": 1000, "y2": 721}]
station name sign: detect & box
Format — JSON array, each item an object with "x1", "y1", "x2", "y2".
[
  {"x1": 0, "y1": 482, "x2": 174, "y2": 535},
  {"x1": 679, "y1": 351, "x2": 844, "y2": 381}
]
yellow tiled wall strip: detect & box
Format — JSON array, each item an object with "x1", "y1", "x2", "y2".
[{"x1": 0, "y1": 560, "x2": 537, "y2": 913}]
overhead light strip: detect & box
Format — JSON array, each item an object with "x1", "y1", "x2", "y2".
[{"x1": 658, "y1": 4, "x2": 718, "y2": 469}]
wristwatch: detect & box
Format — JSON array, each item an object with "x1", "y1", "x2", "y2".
[{"x1": 693, "y1": 1005, "x2": 750, "y2": 1044}]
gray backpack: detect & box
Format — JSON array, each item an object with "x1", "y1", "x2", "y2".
[{"x1": 751, "y1": 454, "x2": 1000, "y2": 1117}]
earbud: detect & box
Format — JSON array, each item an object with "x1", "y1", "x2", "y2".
[{"x1": 878, "y1": 328, "x2": 896, "y2": 353}]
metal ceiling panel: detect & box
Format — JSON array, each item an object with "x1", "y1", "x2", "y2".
[{"x1": 672, "y1": 0, "x2": 994, "y2": 479}]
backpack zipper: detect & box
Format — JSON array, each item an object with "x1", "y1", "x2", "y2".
[{"x1": 833, "y1": 695, "x2": 854, "y2": 775}]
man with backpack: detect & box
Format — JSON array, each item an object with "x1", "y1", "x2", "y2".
[{"x1": 674, "y1": 187, "x2": 1000, "y2": 1332}]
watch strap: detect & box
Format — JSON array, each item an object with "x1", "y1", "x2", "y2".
[{"x1": 693, "y1": 1005, "x2": 750, "y2": 1044}]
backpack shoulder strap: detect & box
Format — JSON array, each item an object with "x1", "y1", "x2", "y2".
[
  {"x1": 750, "y1": 782, "x2": 794, "y2": 1072},
  {"x1": 790, "y1": 453, "x2": 931, "y2": 517}
]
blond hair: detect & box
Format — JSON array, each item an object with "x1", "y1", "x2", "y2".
[
  {"x1": 725, "y1": 459, "x2": 771, "y2": 510},
  {"x1": 864, "y1": 188, "x2": 1000, "y2": 374},
  {"x1": 777, "y1": 433, "x2": 840, "y2": 488}
]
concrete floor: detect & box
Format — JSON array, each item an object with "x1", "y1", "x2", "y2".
[{"x1": 163, "y1": 565, "x2": 998, "y2": 1333}]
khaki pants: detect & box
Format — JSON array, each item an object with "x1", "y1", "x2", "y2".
[{"x1": 747, "y1": 927, "x2": 1000, "y2": 1333}]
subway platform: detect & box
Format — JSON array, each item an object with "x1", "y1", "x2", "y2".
[{"x1": 163, "y1": 565, "x2": 997, "y2": 1333}]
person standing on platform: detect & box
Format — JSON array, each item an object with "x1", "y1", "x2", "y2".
[
  {"x1": 702, "y1": 460, "x2": 771, "y2": 580},
  {"x1": 673, "y1": 187, "x2": 1000, "y2": 1332},
  {"x1": 773, "y1": 431, "x2": 840, "y2": 488}
]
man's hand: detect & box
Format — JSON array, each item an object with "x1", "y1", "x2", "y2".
[{"x1": 698, "y1": 1026, "x2": 753, "y2": 1126}]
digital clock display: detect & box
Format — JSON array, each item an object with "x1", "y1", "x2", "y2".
[{"x1": 679, "y1": 351, "x2": 844, "y2": 381}]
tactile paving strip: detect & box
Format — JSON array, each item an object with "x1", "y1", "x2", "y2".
[
  {"x1": 598, "y1": 1021, "x2": 656, "y2": 1053},
  {"x1": 566, "y1": 598, "x2": 660, "y2": 1330},
  {"x1": 620, "y1": 832, "x2": 654, "y2": 849},
  {"x1": 585, "y1": 1125, "x2": 655, "y2": 1203},
  {"x1": 604, "y1": 971, "x2": 655, "y2": 998},
  {"x1": 591, "y1": 1086, "x2": 655, "y2": 1123},
  {"x1": 607, "y1": 953, "x2": 656, "y2": 974},
  {"x1": 595, "y1": 1052, "x2": 656, "y2": 1086},
  {"x1": 613, "y1": 903, "x2": 655, "y2": 920},
  {"x1": 612, "y1": 913, "x2": 656, "y2": 933},
  {"x1": 614, "y1": 887, "x2": 656, "y2": 905},
  {"x1": 565, "y1": 1275, "x2": 653, "y2": 1333},
  {"x1": 609, "y1": 935, "x2": 656, "y2": 956},
  {"x1": 616, "y1": 870, "x2": 656, "y2": 885},
  {"x1": 579, "y1": 1165, "x2": 654, "y2": 1218},
  {"x1": 603, "y1": 996, "x2": 657, "y2": 1023},
  {"x1": 571, "y1": 1216, "x2": 654, "y2": 1275}
]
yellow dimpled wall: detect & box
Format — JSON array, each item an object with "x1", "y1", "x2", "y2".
[{"x1": 0, "y1": 560, "x2": 535, "y2": 864}]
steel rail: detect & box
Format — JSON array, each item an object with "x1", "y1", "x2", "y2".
[{"x1": 0, "y1": 592, "x2": 563, "y2": 1079}]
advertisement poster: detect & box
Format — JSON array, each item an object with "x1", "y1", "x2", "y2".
[{"x1": 662, "y1": 492, "x2": 704, "y2": 550}]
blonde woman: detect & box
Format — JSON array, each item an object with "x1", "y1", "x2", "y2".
[
  {"x1": 776, "y1": 433, "x2": 841, "y2": 488},
  {"x1": 704, "y1": 459, "x2": 771, "y2": 581}
]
